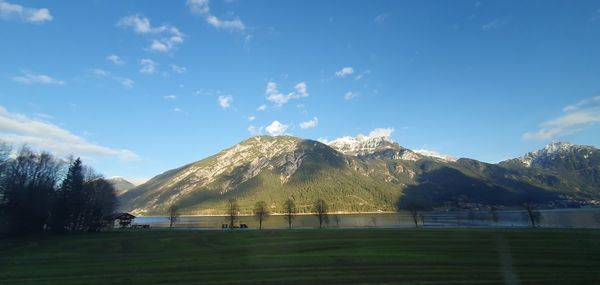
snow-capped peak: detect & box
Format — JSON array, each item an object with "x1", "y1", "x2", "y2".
[
  {"x1": 518, "y1": 141, "x2": 593, "y2": 167},
  {"x1": 414, "y1": 149, "x2": 457, "y2": 162},
  {"x1": 327, "y1": 134, "x2": 395, "y2": 156}
]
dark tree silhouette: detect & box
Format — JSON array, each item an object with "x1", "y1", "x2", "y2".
[
  {"x1": 524, "y1": 202, "x2": 541, "y2": 228},
  {"x1": 313, "y1": 198, "x2": 328, "y2": 229},
  {"x1": 227, "y1": 198, "x2": 239, "y2": 229},
  {"x1": 253, "y1": 201, "x2": 269, "y2": 230},
  {"x1": 169, "y1": 204, "x2": 180, "y2": 229},
  {"x1": 397, "y1": 195, "x2": 430, "y2": 228},
  {"x1": 282, "y1": 198, "x2": 296, "y2": 229}
]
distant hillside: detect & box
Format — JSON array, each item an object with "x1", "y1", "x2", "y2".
[
  {"x1": 107, "y1": 177, "x2": 136, "y2": 195},
  {"x1": 119, "y1": 136, "x2": 600, "y2": 215}
]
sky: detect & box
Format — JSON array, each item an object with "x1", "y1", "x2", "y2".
[{"x1": 1, "y1": 0, "x2": 600, "y2": 184}]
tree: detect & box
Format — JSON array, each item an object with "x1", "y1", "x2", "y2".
[
  {"x1": 524, "y1": 202, "x2": 541, "y2": 228},
  {"x1": 397, "y1": 195, "x2": 430, "y2": 228},
  {"x1": 227, "y1": 198, "x2": 239, "y2": 229},
  {"x1": 253, "y1": 201, "x2": 269, "y2": 230},
  {"x1": 168, "y1": 204, "x2": 180, "y2": 229},
  {"x1": 52, "y1": 158, "x2": 85, "y2": 233},
  {"x1": 313, "y1": 198, "x2": 329, "y2": 229},
  {"x1": 282, "y1": 198, "x2": 296, "y2": 229},
  {"x1": 1, "y1": 147, "x2": 62, "y2": 235},
  {"x1": 80, "y1": 178, "x2": 117, "y2": 232}
]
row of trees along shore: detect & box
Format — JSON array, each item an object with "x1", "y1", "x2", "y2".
[
  {"x1": 0, "y1": 142, "x2": 117, "y2": 236},
  {"x1": 199, "y1": 196, "x2": 541, "y2": 230}
]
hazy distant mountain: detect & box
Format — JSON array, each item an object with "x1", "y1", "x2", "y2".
[
  {"x1": 107, "y1": 177, "x2": 136, "y2": 195},
  {"x1": 119, "y1": 136, "x2": 600, "y2": 215}
]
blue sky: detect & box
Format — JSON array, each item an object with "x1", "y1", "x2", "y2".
[{"x1": 1, "y1": 0, "x2": 600, "y2": 183}]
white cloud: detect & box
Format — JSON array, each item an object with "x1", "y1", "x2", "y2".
[
  {"x1": 368, "y1": 127, "x2": 395, "y2": 139},
  {"x1": 299, "y1": 117, "x2": 319, "y2": 129},
  {"x1": 106, "y1": 54, "x2": 125, "y2": 65},
  {"x1": 90, "y1": 69, "x2": 110, "y2": 77},
  {"x1": 118, "y1": 15, "x2": 184, "y2": 53},
  {"x1": 265, "y1": 120, "x2": 288, "y2": 136},
  {"x1": 523, "y1": 96, "x2": 600, "y2": 140},
  {"x1": 0, "y1": 106, "x2": 138, "y2": 161},
  {"x1": 0, "y1": 1, "x2": 52, "y2": 23},
  {"x1": 265, "y1": 81, "x2": 309, "y2": 107},
  {"x1": 335, "y1": 67, "x2": 354, "y2": 77},
  {"x1": 257, "y1": 104, "x2": 267, "y2": 111},
  {"x1": 139, "y1": 58, "x2": 158, "y2": 74},
  {"x1": 13, "y1": 71, "x2": 64, "y2": 85},
  {"x1": 248, "y1": 116, "x2": 255, "y2": 121},
  {"x1": 187, "y1": 0, "x2": 246, "y2": 32},
  {"x1": 174, "y1": 107, "x2": 183, "y2": 113},
  {"x1": 247, "y1": 125, "x2": 262, "y2": 135},
  {"x1": 344, "y1": 91, "x2": 359, "y2": 100},
  {"x1": 171, "y1": 64, "x2": 187, "y2": 74},
  {"x1": 116, "y1": 77, "x2": 134, "y2": 89},
  {"x1": 218, "y1": 95, "x2": 233, "y2": 109},
  {"x1": 164, "y1": 95, "x2": 177, "y2": 100}
]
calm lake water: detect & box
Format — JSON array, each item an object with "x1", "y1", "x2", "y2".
[{"x1": 134, "y1": 208, "x2": 600, "y2": 229}]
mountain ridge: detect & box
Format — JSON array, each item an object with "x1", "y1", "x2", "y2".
[{"x1": 119, "y1": 136, "x2": 600, "y2": 215}]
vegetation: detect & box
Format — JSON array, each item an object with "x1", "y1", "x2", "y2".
[
  {"x1": 252, "y1": 201, "x2": 269, "y2": 230},
  {"x1": 313, "y1": 198, "x2": 328, "y2": 228},
  {"x1": 282, "y1": 198, "x2": 296, "y2": 229},
  {"x1": 1, "y1": 229, "x2": 599, "y2": 284},
  {"x1": 168, "y1": 204, "x2": 180, "y2": 229},
  {"x1": 0, "y1": 144, "x2": 117, "y2": 236},
  {"x1": 226, "y1": 198, "x2": 239, "y2": 229}
]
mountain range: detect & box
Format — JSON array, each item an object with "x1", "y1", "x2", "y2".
[{"x1": 119, "y1": 136, "x2": 600, "y2": 215}]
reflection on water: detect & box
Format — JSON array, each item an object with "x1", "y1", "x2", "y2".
[{"x1": 134, "y1": 208, "x2": 600, "y2": 229}]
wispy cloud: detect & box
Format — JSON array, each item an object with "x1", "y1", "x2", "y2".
[
  {"x1": 106, "y1": 54, "x2": 125, "y2": 65},
  {"x1": 164, "y1": 94, "x2": 177, "y2": 100},
  {"x1": 90, "y1": 69, "x2": 133, "y2": 89},
  {"x1": 116, "y1": 77, "x2": 134, "y2": 89},
  {"x1": 139, "y1": 58, "x2": 158, "y2": 74},
  {"x1": 344, "y1": 91, "x2": 359, "y2": 100},
  {"x1": 218, "y1": 95, "x2": 233, "y2": 109},
  {"x1": 335, "y1": 67, "x2": 354, "y2": 77},
  {"x1": 374, "y1": 13, "x2": 387, "y2": 24},
  {"x1": 0, "y1": 1, "x2": 52, "y2": 23},
  {"x1": 354, "y1": 70, "x2": 371, "y2": 80},
  {"x1": 299, "y1": 117, "x2": 319, "y2": 129},
  {"x1": 187, "y1": 0, "x2": 246, "y2": 32},
  {"x1": 482, "y1": 18, "x2": 508, "y2": 30},
  {"x1": 0, "y1": 106, "x2": 138, "y2": 161},
  {"x1": 523, "y1": 96, "x2": 600, "y2": 140},
  {"x1": 171, "y1": 64, "x2": 187, "y2": 74},
  {"x1": 13, "y1": 71, "x2": 64, "y2": 85},
  {"x1": 248, "y1": 116, "x2": 255, "y2": 121},
  {"x1": 118, "y1": 15, "x2": 184, "y2": 53},
  {"x1": 265, "y1": 81, "x2": 309, "y2": 107},
  {"x1": 257, "y1": 104, "x2": 267, "y2": 111},
  {"x1": 265, "y1": 120, "x2": 288, "y2": 136}
]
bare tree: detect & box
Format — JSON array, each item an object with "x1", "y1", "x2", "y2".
[
  {"x1": 227, "y1": 198, "x2": 239, "y2": 229},
  {"x1": 253, "y1": 201, "x2": 269, "y2": 230},
  {"x1": 397, "y1": 196, "x2": 429, "y2": 228},
  {"x1": 282, "y1": 198, "x2": 296, "y2": 229},
  {"x1": 313, "y1": 198, "x2": 329, "y2": 229},
  {"x1": 524, "y1": 202, "x2": 540, "y2": 228},
  {"x1": 169, "y1": 204, "x2": 180, "y2": 229}
]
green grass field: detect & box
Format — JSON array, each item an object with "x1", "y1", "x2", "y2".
[{"x1": 1, "y1": 229, "x2": 599, "y2": 284}]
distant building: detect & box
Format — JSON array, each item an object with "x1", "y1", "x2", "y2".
[{"x1": 104, "y1": 213, "x2": 136, "y2": 228}]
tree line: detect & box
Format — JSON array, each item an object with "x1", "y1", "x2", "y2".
[{"x1": 0, "y1": 142, "x2": 117, "y2": 236}]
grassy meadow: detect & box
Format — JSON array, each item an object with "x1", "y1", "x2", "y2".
[{"x1": 1, "y1": 228, "x2": 599, "y2": 284}]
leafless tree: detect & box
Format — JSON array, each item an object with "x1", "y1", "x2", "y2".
[
  {"x1": 253, "y1": 201, "x2": 269, "y2": 230},
  {"x1": 524, "y1": 202, "x2": 540, "y2": 228},
  {"x1": 169, "y1": 204, "x2": 180, "y2": 229},
  {"x1": 313, "y1": 198, "x2": 329, "y2": 229},
  {"x1": 283, "y1": 198, "x2": 296, "y2": 229},
  {"x1": 227, "y1": 198, "x2": 239, "y2": 229}
]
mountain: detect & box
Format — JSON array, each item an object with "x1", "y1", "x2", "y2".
[
  {"x1": 120, "y1": 136, "x2": 600, "y2": 215},
  {"x1": 107, "y1": 177, "x2": 136, "y2": 195}
]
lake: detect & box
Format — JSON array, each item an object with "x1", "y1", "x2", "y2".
[{"x1": 134, "y1": 208, "x2": 600, "y2": 229}]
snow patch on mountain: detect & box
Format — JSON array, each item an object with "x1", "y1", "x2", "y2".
[
  {"x1": 414, "y1": 149, "x2": 457, "y2": 162},
  {"x1": 518, "y1": 141, "x2": 593, "y2": 167}
]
